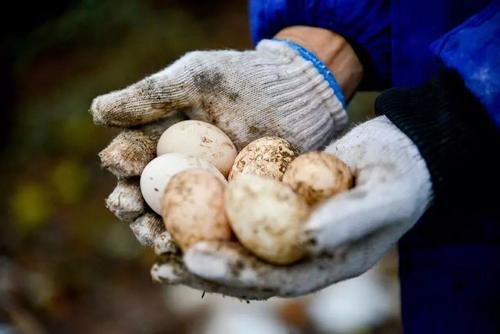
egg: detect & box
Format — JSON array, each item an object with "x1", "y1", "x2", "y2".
[
  {"x1": 162, "y1": 169, "x2": 232, "y2": 251},
  {"x1": 225, "y1": 174, "x2": 310, "y2": 265},
  {"x1": 157, "y1": 120, "x2": 237, "y2": 177},
  {"x1": 228, "y1": 136, "x2": 298, "y2": 181},
  {"x1": 140, "y1": 153, "x2": 226, "y2": 214},
  {"x1": 283, "y1": 152, "x2": 353, "y2": 206}
]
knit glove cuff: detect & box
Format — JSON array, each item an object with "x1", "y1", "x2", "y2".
[
  {"x1": 250, "y1": 39, "x2": 348, "y2": 150},
  {"x1": 375, "y1": 71, "x2": 499, "y2": 208}
]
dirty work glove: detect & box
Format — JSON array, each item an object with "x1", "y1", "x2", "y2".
[
  {"x1": 91, "y1": 39, "x2": 348, "y2": 152},
  {"x1": 92, "y1": 38, "x2": 349, "y2": 246},
  {"x1": 97, "y1": 114, "x2": 185, "y2": 246},
  {"x1": 151, "y1": 115, "x2": 433, "y2": 298},
  {"x1": 156, "y1": 71, "x2": 498, "y2": 299}
]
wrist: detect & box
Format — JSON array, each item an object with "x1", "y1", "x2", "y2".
[{"x1": 275, "y1": 26, "x2": 363, "y2": 100}]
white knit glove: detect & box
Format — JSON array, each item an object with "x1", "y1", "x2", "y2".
[
  {"x1": 93, "y1": 39, "x2": 348, "y2": 247},
  {"x1": 91, "y1": 39, "x2": 347, "y2": 152},
  {"x1": 151, "y1": 116, "x2": 433, "y2": 299}
]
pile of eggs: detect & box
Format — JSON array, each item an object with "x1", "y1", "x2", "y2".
[{"x1": 140, "y1": 120, "x2": 353, "y2": 265}]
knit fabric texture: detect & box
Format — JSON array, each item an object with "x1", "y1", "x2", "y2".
[
  {"x1": 375, "y1": 71, "x2": 499, "y2": 208},
  {"x1": 91, "y1": 39, "x2": 348, "y2": 152}
]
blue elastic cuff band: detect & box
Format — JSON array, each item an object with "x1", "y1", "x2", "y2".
[{"x1": 274, "y1": 38, "x2": 346, "y2": 108}]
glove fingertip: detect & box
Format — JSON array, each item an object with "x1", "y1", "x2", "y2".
[
  {"x1": 151, "y1": 262, "x2": 185, "y2": 284},
  {"x1": 130, "y1": 213, "x2": 165, "y2": 246},
  {"x1": 99, "y1": 130, "x2": 156, "y2": 177},
  {"x1": 105, "y1": 180, "x2": 145, "y2": 222},
  {"x1": 89, "y1": 96, "x2": 105, "y2": 125},
  {"x1": 90, "y1": 91, "x2": 125, "y2": 126}
]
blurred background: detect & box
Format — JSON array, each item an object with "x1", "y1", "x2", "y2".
[{"x1": 0, "y1": 1, "x2": 400, "y2": 333}]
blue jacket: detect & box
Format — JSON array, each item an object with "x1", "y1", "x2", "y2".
[{"x1": 250, "y1": 1, "x2": 500, "y2": 333}]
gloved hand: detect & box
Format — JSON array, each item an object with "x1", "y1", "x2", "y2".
[
  {"x1": 158, "y1": 71, "x2": 498, "y2": 299},
  {"x1": 91, "y1": 39, "x2": 349, "y2": 153},
  {"x1": 152, "y1": 115, "x2": 433, "y2": 299},
  {"x1": 92, "y1": 33, "x2": 359, "y2": 246},
  {"x1": 98, "y1": 114, "x2": 184, "y2": 245}
]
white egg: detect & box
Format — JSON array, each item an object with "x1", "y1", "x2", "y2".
[
  {"x1": 162, "y1": 169, "x2": 232, "y2": 251},
  {"x1": 283, "y1": 152, "x2": 353, "y2": 206},
  {"x1": 229, "y1": 136, "x2": 298, "y2": 181},
  {"x1": 140, "y1": 153, "x2": 226, "y2": 214},
  {"x1": 225, "y1": 174, "x2": 310, "y2": 265},
  {"x1": 157, "y1": 120, "x2": 237, "y2": 177}
]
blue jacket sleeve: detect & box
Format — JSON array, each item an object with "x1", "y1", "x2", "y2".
[
  {"x1": 249, "y1": 0, "x2": 391, "y2": 90},
  {"x1": 431, "y1": 0, "x2": 500, "y2": 128}
]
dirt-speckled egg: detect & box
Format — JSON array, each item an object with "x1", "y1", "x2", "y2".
[
  {"x1": 162, "y1": 169, "x2": 232, "y2": 251},
  {"x1": 140, "y1": 153, "x2": 226, "y2": 214},
  {"x1": 228, "y1": 137, "x2": 298, "y2": 181},
  {"x1": 157, "y1": 120, "x2": 237, "y2": 177},
  {"x1": 225, "y1": 174, "x2": 310, "y2": 265},
  {"x1": 283, "y1": 152, "x2": 353, "y2": 206}
]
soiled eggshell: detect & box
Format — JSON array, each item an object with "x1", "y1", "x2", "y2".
[
  {"x1": 140, "y1": 153, "x2": 226, "y2": 214},
  {"x1": 225, "y1": 174, "x2": 310, "y2": 265},
  {"x1": 162, "y1": 169, "x2": 232, "y2": 251},
  {"x1": 157, "y1": 120, "x2": 237, "y2": 177},
  {"x1": 228, "y1": 136, "x2": 298, "y2": 181},
  {"x1": 283, "y1": 152, "x2": 353, "y2": 206}
]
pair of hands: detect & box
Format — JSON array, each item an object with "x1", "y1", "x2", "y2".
[{"x1": 91, "y1": 27, "x2": 432, "y2": 299}]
